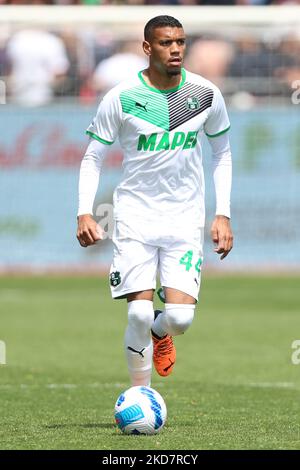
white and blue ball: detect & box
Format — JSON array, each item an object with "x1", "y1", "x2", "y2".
[{"x1": 114, "y1": 386, "x2": 167, "y2": 435}]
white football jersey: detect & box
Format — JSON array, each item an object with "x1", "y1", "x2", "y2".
[{"x1": 87, "y1": 68, "x2": 230, "y2": 227}]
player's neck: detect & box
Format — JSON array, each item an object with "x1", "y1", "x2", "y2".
[{"x1": 142, "y1": 68, "x2": 183, "y2": 91}]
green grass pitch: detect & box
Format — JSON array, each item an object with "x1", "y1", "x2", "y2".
[{"x1": 0, "y1": 275, "x2": 300, "y2": 450}]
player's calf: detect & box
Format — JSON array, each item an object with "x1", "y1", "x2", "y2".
[
  {"x1": 151, "y1": 305, "x2": 195, "y2": 377},
  {"x1": 125, "y1": 300, "x2": 155, "y2": 386}
]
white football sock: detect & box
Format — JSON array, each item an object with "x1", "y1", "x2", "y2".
[
  {"x1": 152, "y1": 303, "x2": 195, "y2": 338},
  {"x1": 125, "y1": 300, "x2": 154, "y2": 386}
]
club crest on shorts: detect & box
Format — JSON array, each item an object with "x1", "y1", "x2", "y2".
[
  {"x1": 110, "y1": 271, "x2": 121, "y2": 287},
  {"x1": 186, "y1": 96, "x2": 200, "y2": 111}
]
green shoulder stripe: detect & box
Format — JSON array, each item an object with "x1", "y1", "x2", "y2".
[
  {"x1": 120, "y1": 85, "x2": 169, "y2": 131},
  {"x1": 86, "y1": 130, "x2": 114, "y2": 145},
  {"x1": 205, "y1": 125, "x2": 230, "y2": 138}
]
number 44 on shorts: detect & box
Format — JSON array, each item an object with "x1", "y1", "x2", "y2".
[{"x1": 179, "y1": 250, "x2": 202, "y2": 273}]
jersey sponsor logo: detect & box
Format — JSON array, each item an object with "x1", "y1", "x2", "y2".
[
  {"x1": 137, "y1": 131, "x2": 198, "y2": 152},
  {"x1": 186, "y1": 96, "x2": 200, "y2": 111}
]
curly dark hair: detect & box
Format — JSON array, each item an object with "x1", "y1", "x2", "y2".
[{"x1": 144, "y1": 16, "x2": 183, "y2": 42}]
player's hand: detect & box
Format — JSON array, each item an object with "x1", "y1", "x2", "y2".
[
  {"x1": 210, "y1": 215, "x2": 233, "y2": 260},
  {"x1": 77, "y1": 214, "x2": 103, "y2": 248}
]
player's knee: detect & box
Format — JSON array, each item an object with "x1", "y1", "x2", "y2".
[
  {"x1": 127, "y1": 300, "x2": 154, "y2": 331},
  {"x1": 163, "y1": 303, "x2": 195, "y2": 336}
]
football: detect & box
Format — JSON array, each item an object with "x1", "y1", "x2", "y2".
[{"x1": 114, "y1": 386, "x2": 167, "y2": 435}]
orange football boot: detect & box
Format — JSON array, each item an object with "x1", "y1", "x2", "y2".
[{"x1": 152, "y1": 311, "x2": 176, "y2": 377}]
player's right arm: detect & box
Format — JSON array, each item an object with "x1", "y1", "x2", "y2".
[
  {"x1": 77, "y1": 215, "x2": 102, "y2": 248},
  {"x1": 77, "y1": 89, "x2": 122, "y2": 247},
  {"x1": 77, "y1": 139, "x2": 109, "y2": 247}
]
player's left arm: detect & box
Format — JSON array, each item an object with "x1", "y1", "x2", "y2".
[
  {"x1": 208, "y1": 132, "x2": 233, "y2": 260},
  {"x1": 211, "y1": 215, "x2": 233, "y2": 260},
  {"x1": 204, "y1": 86, "x2": 233, "y2": 260}
]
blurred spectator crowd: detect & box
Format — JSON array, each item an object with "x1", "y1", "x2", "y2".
[{"x1": 0, "y1": 25, "x2": 299, "y2": 107}]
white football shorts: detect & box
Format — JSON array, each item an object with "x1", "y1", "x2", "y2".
[{"x1": 109, "y1": 218, "x2": 204, "y2": 301}]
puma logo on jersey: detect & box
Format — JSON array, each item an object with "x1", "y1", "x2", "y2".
[
  {"x1": 137, "y1": 131, "x2": 198, "y2": 152},
  {"x1": 135, "y1": 101, "x2": 148, "y2": 112}
]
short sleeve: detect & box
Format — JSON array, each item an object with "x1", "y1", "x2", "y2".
[
  {"x1": 204, "y1": 86, "x2": 230, "y2": 138},
  {"x1": 86, "y1": 89, "x2": 122, "y2": 145}
]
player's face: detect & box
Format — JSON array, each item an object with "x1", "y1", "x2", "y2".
[{"x1": 144, "y1": 27, "x2": 186, "y2": 76}]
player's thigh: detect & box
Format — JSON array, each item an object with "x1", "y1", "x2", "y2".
[
  {"x1": 164, "y1": 287, "x2": 195, "y2": 304},
  {"x1": 127, "y1": 290, "x2": 154, "y2": 302},
  {"x1": 110, "y1": 233, "x2": 158, "y2": 300},
  {"x1": 159, "y1": 230, "x2": 204, "y2": 302}
]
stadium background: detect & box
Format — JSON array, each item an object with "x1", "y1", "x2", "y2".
[
  {"x1": 1, "y1": 5, "x2": 300, "y2": 450},
  {"x1": 1, "y1": 6, "x2": 300, "y2": 271}
]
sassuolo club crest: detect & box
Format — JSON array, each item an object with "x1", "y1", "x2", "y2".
[
  {"x1": 110, "y1": 271, "x2": 121, "y2": 287},
  {"x1": 186, "y1": 96, "x2": 200, "y2": 111}
]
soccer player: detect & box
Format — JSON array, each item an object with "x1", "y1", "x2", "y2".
[{"x1": 77, "y1": 16, "x2": 233, "y2": 387}]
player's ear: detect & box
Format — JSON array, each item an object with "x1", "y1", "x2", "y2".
[{"x1": 143, "y1": 40, "x2": 151, "y2": 57}]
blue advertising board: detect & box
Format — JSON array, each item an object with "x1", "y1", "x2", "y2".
[{"x1": 0, "y1": 105, "x2": 299, "y2": 271}]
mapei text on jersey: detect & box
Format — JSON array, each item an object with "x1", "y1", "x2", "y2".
[{"x1": 137, "y1": 131, "x2": 198, "y2": 151}]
